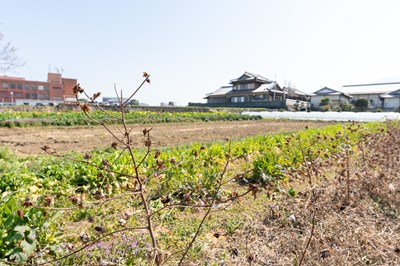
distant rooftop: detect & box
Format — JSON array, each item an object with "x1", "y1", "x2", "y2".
[
  {"x1": 0, "y1": 76, "x2": 25, "y2": 81},
  {"x1": 205, "y1": 86, "x2": 232, "y2": 98},
  {"x1": 230, "y1": 72, "x2": 272, "y2": 84},
  {"x1": 341, "y1": 82, "x2": 400, "y2": 95}
]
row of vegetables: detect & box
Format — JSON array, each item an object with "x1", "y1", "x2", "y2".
[{"x1": 0, "y1": 110, "x2": 261, "y2": 127}]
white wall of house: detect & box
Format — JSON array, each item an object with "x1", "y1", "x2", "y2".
[
  {"x1": 383, "y1": 97, "x2": 400, "y2": 110},
  {"x1": 310, "y1": 95, "x2": 350, "y2": 109}
]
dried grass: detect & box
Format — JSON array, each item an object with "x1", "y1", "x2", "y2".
[{"x1": 200, "y1": 123, "x2": 400, "y2": 266}]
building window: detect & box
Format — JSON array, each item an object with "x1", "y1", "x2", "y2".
[
  {"x1": 31, "y1": 85, "x2": 38, "y2": 90},
  {"x1": 37, "y1": 94, "x2": 50, "y2": 100},
  {"x1": 231, "y1": 96, "x2": 245, "y2": 103},
  {"x1": 24, "y1": 84, "x2": 31, "y2": 89},
  {"x1": 2, "y1": 83, "x2": 8, "y2": 88},
  {"x1": 44, "y1": 86, "x2": 49, "y2": 90},
  {"x1": 10, "y1": 84, "x2": 16, "y2": 89},
  {"x1": 254, "y1": 95, "x2": 264, "y2": 100},
  {"x1": 234, "y1": 84, "x2": 249, "y2": 90},
  {"x1": 25, "y1": 93, "x2": 30, "y2": 99},
  {"x1": 31, "y1": 93, "x2": 37, "y2": 99},
  {"x1": 52, "y1": 86, "x2": 62, "y2": 90},
  {"x1": 17, "y1": 84, "x2": 23, "y2": 89},
  {"x1": 38, "y1": 85, "x2": 44, "y2": 90},
  {"x1": 275, "y1": 96, "x2": 283, "y2": 101}
]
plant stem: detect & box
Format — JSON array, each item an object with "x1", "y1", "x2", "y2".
[{"x1": 298, "y1": 210, "x2": 316, "y2": 266}]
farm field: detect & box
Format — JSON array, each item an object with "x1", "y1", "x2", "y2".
[
  {"x1": 0, "y1": 114, "x2": 399, "y2": 265},
  {"x1": 0, "y1": 120, "x2": 331, "y2": 155}
]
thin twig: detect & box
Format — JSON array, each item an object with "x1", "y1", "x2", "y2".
[{"x1": 298, "y1": 210, "x2": 316, "y2": 266}]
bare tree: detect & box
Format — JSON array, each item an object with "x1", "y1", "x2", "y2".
[{"x1": 0, "y1": 32, "x2": 24, "y2": 73}]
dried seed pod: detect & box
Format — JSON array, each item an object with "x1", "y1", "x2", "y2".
[
  {"x1": 92, "y1": 92, "x2": 101, "y2": 100},
  {"x1": 161, "y1": 194, "x2": 171, "y2": 204},
  {"x1": 69, "y1": 194, "x2": 81, "y2": 205},
  {"x1": 94, "y1": 225, "x2": 106, "y2": 234},
  {"x1": 102, "y1": 158, "x2": 110, "y2": 166},
  {"x1": 17, "y1": 209, "x2": 24, "y2": 219},
  {"x1": 111, "y1": 142, "x2": 118, "y2": 149},
  {"x1": 92, "y1": 190, "x2": 105, "y2": 200},
  {"x1": 23, "y1": 197, "x2": 33, "y2": 207},
  {"x1": 43, "y1": 195, "x2": 53, "y2": 207},
  {"x1": 83, "y1": 153, "x2": 92, "y2": 160},
  {"x1": 73, "y1": 84, "x2": 84, "y2": 94},
  {"x1": 156, "y1": 159, "x2": 164, "y2": 168},
  {"x1": 144, "y1": 139, "x2": 152, "y2": 147}
]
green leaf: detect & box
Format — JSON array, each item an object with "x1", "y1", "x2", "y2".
[
  {"x1": 9, "y1": 251, "x2": 28, "y2": 262},
  {"x1": 14, "y1": 225, "x2": 30, "y2": 233},
  {"x1": 6, "y1": 231, "x2": 24, "y2": 242},
  {"x1": 21, "y1": 239, "x2": 36, "y2": 255},
  {"x1": 3, "y1": 214, "x2": 16, "y2": 229},
  {"x1": 25, "y1": 229, "x2": 37, "y2": 242}
]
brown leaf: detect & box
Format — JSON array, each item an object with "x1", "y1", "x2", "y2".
[{"x1": 80, "y1": 103, "x2": 90, "y2": 112}]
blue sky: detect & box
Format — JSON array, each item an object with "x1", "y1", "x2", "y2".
[{"x1": 1, "y1": 0, "x2": 400, "y2": 105}]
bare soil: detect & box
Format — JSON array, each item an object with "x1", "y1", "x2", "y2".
[{"x1": 0, "y1": 120, "x2": 331, "y2": 155}]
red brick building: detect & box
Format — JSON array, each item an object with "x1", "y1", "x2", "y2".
[{"x1": 0, "y1": 73, "x2": 77, "y2": 105}]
